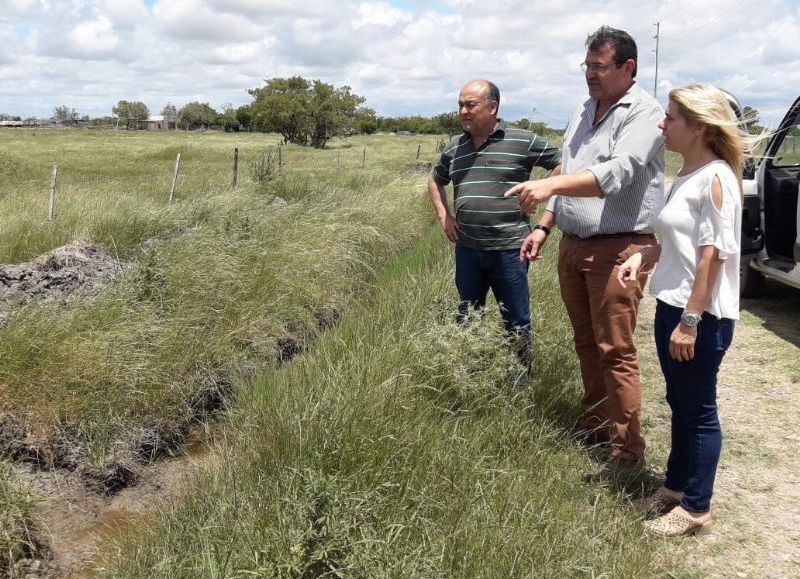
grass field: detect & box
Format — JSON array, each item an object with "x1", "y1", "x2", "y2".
[
  {"x1": 0, "y1": 128, "x2": 444, "y2": 566},
  {"x1": 98, "y1": 227, "x2": 681, "y2": 578},
  {"x1": 1, "y1": 128, "x2": 688, "y2": 576}
]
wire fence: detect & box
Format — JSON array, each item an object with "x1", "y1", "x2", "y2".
[{"x1": 21, "y1": 139, "x2": 446, "y2": 221}]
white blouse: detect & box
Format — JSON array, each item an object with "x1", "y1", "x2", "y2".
[{"x1": 649, "y1": 160, "x2": 741, "y2": 320}]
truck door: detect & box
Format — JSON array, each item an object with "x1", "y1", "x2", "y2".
[{"x1": 759, "y1": 98, "x2": 800, "y2": 265}]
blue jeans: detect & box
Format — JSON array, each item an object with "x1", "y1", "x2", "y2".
[
  {"x1": 654, "y1": 300, "x2": 734, "y2": 513},
  {"x1": 455, "y1": 244, "x2": 531, "y2": 359}
]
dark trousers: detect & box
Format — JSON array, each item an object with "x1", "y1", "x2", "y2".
[
  {"x1": 454, "y1": 243, "x2": 531, "y2": 361},
  {"x1": 654, "y1": 300, "x2": 734, "y2": 513}
]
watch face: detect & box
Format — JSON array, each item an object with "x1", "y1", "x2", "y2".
[{"x1": 681, "y1": 313, "x2": 701, "y2": 326}]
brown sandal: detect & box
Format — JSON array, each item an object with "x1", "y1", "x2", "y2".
[{"x1": 645, "y1": 506, "x2": 711, "y2": 537}]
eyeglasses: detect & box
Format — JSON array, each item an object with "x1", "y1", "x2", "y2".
[{"x1": 580, "y1": 61, "x2": 620, "y2": 73}]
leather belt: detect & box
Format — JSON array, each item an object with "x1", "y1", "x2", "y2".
[{"x1": 563, "y1": 231, "x2": 654, "y2": 241}]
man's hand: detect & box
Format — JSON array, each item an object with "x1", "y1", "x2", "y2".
[
  {"x1": 439, "y1": 214, "x2": 459, "y2": 243},
  {"x1": 617, "y1": 252, "x2": 643, "y2": 286},
  {"x1": 519, "y1": 230, "x2": 547, "y2": 262},
  {"x1": 669, "y1": 323, "x2": 697, "y2": 361},
  {"x1": 505, "y1": 179, "x2": 556, "y2": 214}
]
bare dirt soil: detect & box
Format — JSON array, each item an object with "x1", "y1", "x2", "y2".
[
  {"x1": 0, "y1": 237, "x2": 121, "y2": 326},
  {"x1": 9, "y1": 436, "x2": 211, "y2": 578},
  {"x1": 637, "y1": 281, "x2": 800, "y2": 578}
]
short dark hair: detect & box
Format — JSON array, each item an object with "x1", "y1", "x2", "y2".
[
  {"x1": 586, "y1": 25, "x2": 638, "y2": 78},
  {"x1": 485, "y1": 81, "x2": 500, "y2": 106}
]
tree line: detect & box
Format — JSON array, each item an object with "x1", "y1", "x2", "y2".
[{"x1": 6, "y1": 76, "x2": 578, "y2": 146}]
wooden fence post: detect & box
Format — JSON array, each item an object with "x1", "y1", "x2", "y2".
[
  {"x1": 362, "y1": 147, "x2": 366, "y2": 168},
  {"x1": 232, "y1": 147, "x2": 239, "y2": 190},
  {"x1": 169, "y1": 153, "x2": 181, "y2": 204},
  {"x1": 48, "y1": 165, "x2": 58, "y2": 221},
  {"x1": 416, "y1": 144, "x2": 421, "y2": 159},
  {"x1": 278, "y1": 145, "x2": 283, "y2": 172},
  {"x1": 337, "y1": 148, "x2": 341, "y2": 170}
]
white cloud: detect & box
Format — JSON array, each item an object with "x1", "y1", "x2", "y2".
[
  {"x1": 68, "y1": 16, "x2": 120, "y2": 56},
  {"x1": 0, "y1": 0, "x2": 797, "y2": 127},
  {"x1": 154, "y1": 0, "x2": 263, "y2": 42},
  {"x1": 101, "y1": 0, "x2": 149, "y2": 29},
  {"x1": 353, "y1": 2, "x2": 413, "y2": 29},
  {"x1": 1, "y1": 0, "x2": 45, "y2": 16},
  {"x1": 208, "y1": 41, "x2": 265, "y2": 65}
]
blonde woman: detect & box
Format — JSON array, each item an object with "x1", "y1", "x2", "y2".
[{"x1": 618, "y1": 83, "x2": 757, "y2": 537}]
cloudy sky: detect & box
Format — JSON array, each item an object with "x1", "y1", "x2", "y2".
[{"x1": 1, "y1": 0, "x2": 799, "y2": 127}]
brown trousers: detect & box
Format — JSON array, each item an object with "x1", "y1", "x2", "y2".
[{"x1": 558, "y1": 233, "x2": 654, "y2": 462}]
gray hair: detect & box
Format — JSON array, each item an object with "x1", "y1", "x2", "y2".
[{"x1": 485, "y1": 81, "x2": 500, "y2": 106}]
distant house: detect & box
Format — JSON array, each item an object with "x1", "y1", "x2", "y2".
[
  {"x1": 137, "y1": 116, "x2": 177, "y2": 131},
  {"x1": 0, "y1": 119, "x2": 39, "y2": 128}
]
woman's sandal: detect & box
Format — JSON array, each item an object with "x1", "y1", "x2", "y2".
[
  {"x1": 637, "y1": 486, "x2": 683, "y2": 517},
  {"x1": 645, "y1": 506, "x2": 712, "y2": 537}
]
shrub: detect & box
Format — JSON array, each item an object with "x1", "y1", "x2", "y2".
[{"x1": 248, "y1": 146, "x2": 279, "y2": 185}]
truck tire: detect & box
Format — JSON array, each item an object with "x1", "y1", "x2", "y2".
[{"x1": 740, "y1": 258, "x2": 765, "y2": 298}]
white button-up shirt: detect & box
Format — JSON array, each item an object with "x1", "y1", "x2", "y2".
[{"x1": 549, "y1": 83, "x2": 665, "y2": 239}]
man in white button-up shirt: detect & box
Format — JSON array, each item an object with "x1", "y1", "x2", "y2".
[{"x1": 506, "y1": 26, "x2": 665, "y2": 478}]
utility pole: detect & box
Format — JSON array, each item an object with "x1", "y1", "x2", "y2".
[{"x1": 652, "y1": 22, "x2": 660, "y2": 99}]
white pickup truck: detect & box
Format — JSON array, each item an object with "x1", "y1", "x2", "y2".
[{"x1": 740, "y1": 95, "x2": 800, "y2": 297}]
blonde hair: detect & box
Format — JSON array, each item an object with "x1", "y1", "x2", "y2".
[{"x1": 668, "y1": 83, "x2": 764, "y2": 194}]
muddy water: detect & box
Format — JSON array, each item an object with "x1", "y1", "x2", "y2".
[
  {"x1": 65, "y1": 512, "x2": 153, "y2": 579},
  {"x1": 15, "y1": 434, "x2": 214, "y2": 578}
]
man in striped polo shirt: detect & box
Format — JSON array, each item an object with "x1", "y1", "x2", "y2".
[
  {"x1": 427, "y1": 79, "x2": 561, "y2": 371},
  {"x1": 506, "y1": 26, "x2": 664, "y2": 479}
]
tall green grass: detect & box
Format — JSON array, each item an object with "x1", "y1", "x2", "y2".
[
  {"x1": 0, "y1": 130, "x2": 438, "y2": 262},
  {"x1": 99, "y1": 228, "x2": 680, "y2": 578},
  {"x1": 0, "y1": 130, "x2": 441, "y2": 472},
  {"x1": 0, "y1": 462, "x2": 41, "y2": 570}
]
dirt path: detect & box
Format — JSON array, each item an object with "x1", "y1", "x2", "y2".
[{"x1": 637, "y1": 281, "x2": 800, "y2": 578}]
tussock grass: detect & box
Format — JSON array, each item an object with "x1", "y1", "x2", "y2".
[
  {"x1": 0, "y1": 130, "x2": 438, "y2": 474},
  {"x1": 0, "y1": 462, "x2": 42, "y2": 570},
  {"x1": 101, "y1": 230, "x2": 678, "y2": 578}
]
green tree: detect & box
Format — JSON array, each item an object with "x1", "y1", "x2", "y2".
[
  {"x1": 309, "y1": 80, "x2": 365, "y2": 147},
  {"x1": 433, "y1": 112, "x2": 461, "y2": 135},
  {"x1": 247, "y1": 76, "x2": 366, "y2": 148},
  {"x1": 249, "y1": 76, "x2": 312, "y2": 145},
  {"x1": 742, "y1": 105, "x2": 764, "y2": 134},
  {"x1": 53, "y1": 105, "x2": 80, "y2": 125},
  {"x1": 90, "y1": 116, "x2": 117, "y2": 128},
  {"x1": 178, "y1": 102, "x2": 218, "y2": 130},
  {"x1": 514, "y1": 118, "x2": 531, "y2": 130},
  {"x1": 236, "y1": 105, "x2": 253, "y2": 132},
  {"x1": 161, "y1": 103, "x2": 178, "y2": 122},
  {"x1": 217, "y1": 103, "x2": 240, "y2": 132},
  {"x1": 355, "y1": 107, "x2": 378, "y2": 135},
  {"x1": 112, "y1": 100, "x2": 150, "y2": 129}
]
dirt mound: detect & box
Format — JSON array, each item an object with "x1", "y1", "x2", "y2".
[{"x1": 0, "y1": 237, "x2": 121, "y2": 324}]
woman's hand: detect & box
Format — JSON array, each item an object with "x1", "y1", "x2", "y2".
[
  {"x1": 617, "y1": 252, "x2": 643, "y2": 286},
  {"x1": 669, "y1": 323, "x2": 697, "y2": 361}
]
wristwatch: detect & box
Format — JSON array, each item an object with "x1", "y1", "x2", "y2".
[
  {"x1": 680, "y1": 311, "x2": 702, "y2": 327},
  {"x1": 533, "y1": 224, "x2": 551, "y2": 236}
]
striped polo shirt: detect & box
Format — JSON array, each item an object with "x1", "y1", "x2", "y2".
[{"x1": 431, "y1": 121, "x2": 561, "y2": 250}]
